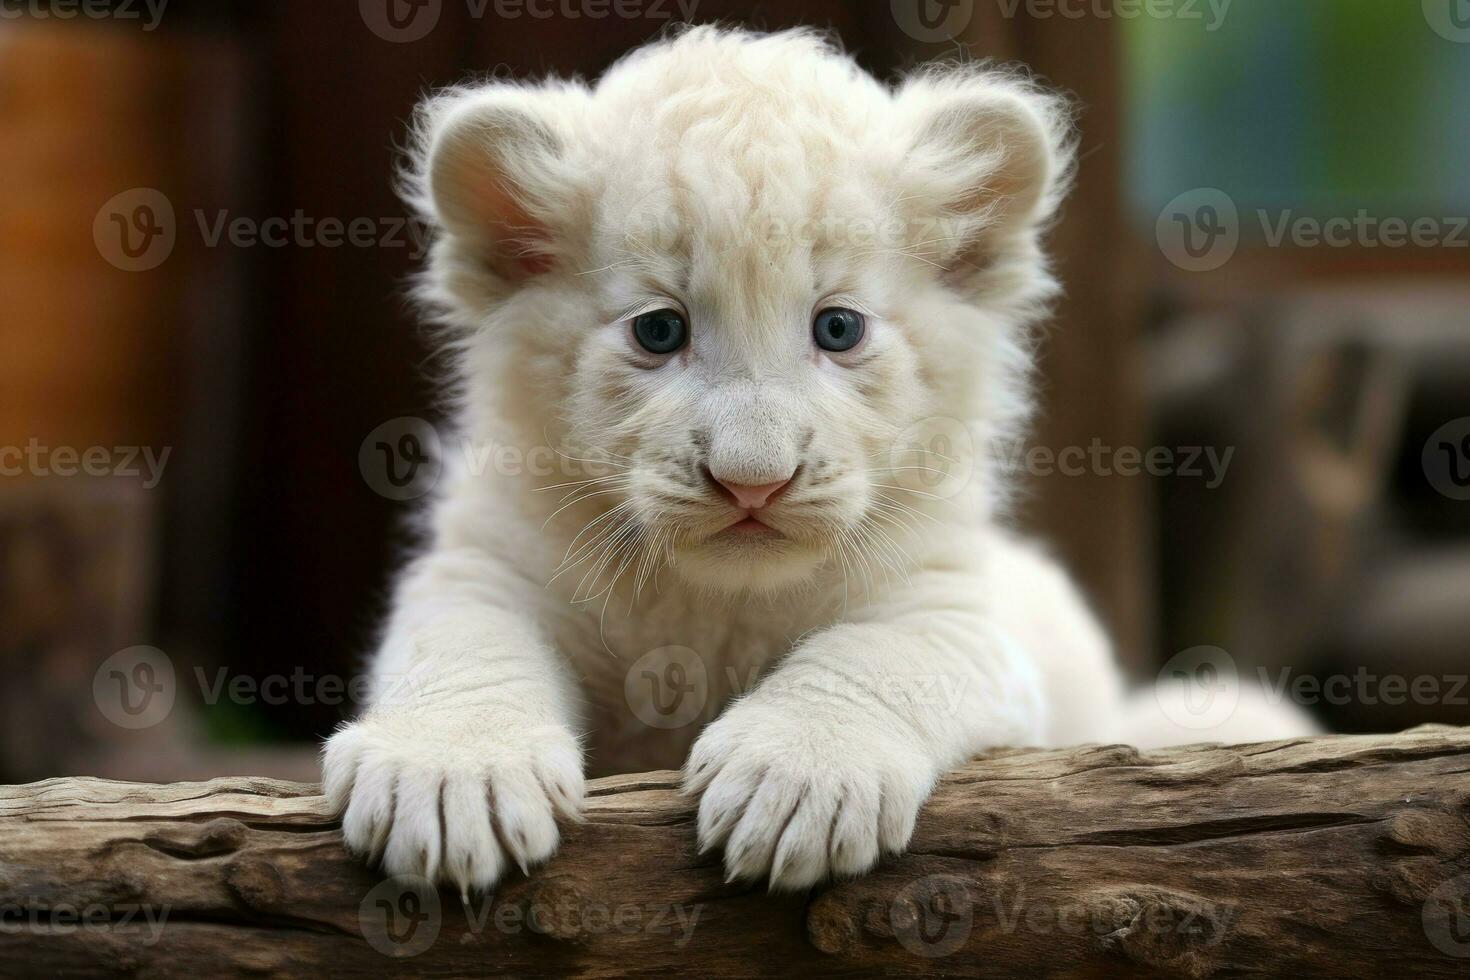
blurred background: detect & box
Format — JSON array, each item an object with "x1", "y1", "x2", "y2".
[{"x1": 2, "y1": 0, "x2": 1467, "y2": 783}]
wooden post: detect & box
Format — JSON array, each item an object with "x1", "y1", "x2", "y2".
[{"x1": 4, "y1": 728, "x2": 1469, "y2": 976}]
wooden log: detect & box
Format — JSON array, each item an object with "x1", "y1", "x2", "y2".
[{"x1": 3, "y1": 728, "x2": 1470, "y2": 977}]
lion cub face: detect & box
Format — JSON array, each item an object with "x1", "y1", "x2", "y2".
[{"x1": 411, "y1": 28, "x2": 1071, "y2": 595}]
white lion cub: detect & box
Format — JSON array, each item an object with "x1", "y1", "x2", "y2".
[{"x1": 322, "y1": 26, "x2": 1314, "y2": 896}]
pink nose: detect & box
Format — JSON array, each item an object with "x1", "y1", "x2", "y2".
[{"x1": 714, "y1": 476, "x2": 792, "y2": 511}]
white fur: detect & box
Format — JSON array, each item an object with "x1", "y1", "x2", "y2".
[{"x1": 323, "y1": 26, "x2": 1315, "y2": 896}]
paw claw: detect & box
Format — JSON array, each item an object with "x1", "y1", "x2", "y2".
[
  {"x1": 322, "y1": 714, "x2": 584, "y2": 892},
  {"x1": 686, "y1": 702, "x2": 936, "y2": 889}
]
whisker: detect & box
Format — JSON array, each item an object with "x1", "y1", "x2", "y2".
[
  {"x1": 541, "y1": 484, "x2": 632, "y2": 530},
  {"x1": 868, "y1": 445, "x2": 961, "y2": 465},
  {"x1": 534, "y1": 475, "x2": 628, "y2": 494},
  {"x1": 575, "y1": 257, "x2": 640, "y2": 277},
  {"x1": 550, "y1": 503, "x2": 637, "y2": 584},
  {"x1": 866, "y1": 465, "x2": 954, "y2": 479},
  {"x1": 872, "y1": 492, "x2": 942, "y2": 525},
  {"x1": 871, "y1": 483, "x2": 963, "y2": 508},
  {"x1": 850, "y1": 247, "x2": 947, "y2": 271},
  {"x1": 575, "y1": 517, "x2": 641, "y2": 603},
  {"x1": 866, "y1": 504, "x2": 925, "y2": 549},
  {"x1": 860, "y1": 518, "x2": 914, "y2": 589},
  {"x1": 542, "y1": 425, "x2": 633, "y2": 465}
]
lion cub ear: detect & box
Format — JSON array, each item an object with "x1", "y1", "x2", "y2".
[
  {"x1": 896, "y1": 71, "x2": 1076, "y2": 285},
  {"x1": 416, "y1": 83, "x2": 590, "y2": 281}
]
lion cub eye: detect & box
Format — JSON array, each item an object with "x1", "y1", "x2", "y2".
[
  {"x1": 813, "y1": 307, "x2": 865, "y2": 353},
  {"x1": 632, "y1": 309, "x2": 688, "y2": 355}
]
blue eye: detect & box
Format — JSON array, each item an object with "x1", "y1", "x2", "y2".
[
  {"x1": 632, "y1": 309, "x2": 688, "y2": 355},
  {"x1": 813, "y1": 307, "x2": 865, "y2": 353}
]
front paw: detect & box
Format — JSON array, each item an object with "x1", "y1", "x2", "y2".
[
  {"x1": 684, "y1": 699, "x2": 937, "y2": 890},
  {"x1": 322, "y1": 710, "x2": 583, "y2": 896}
]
